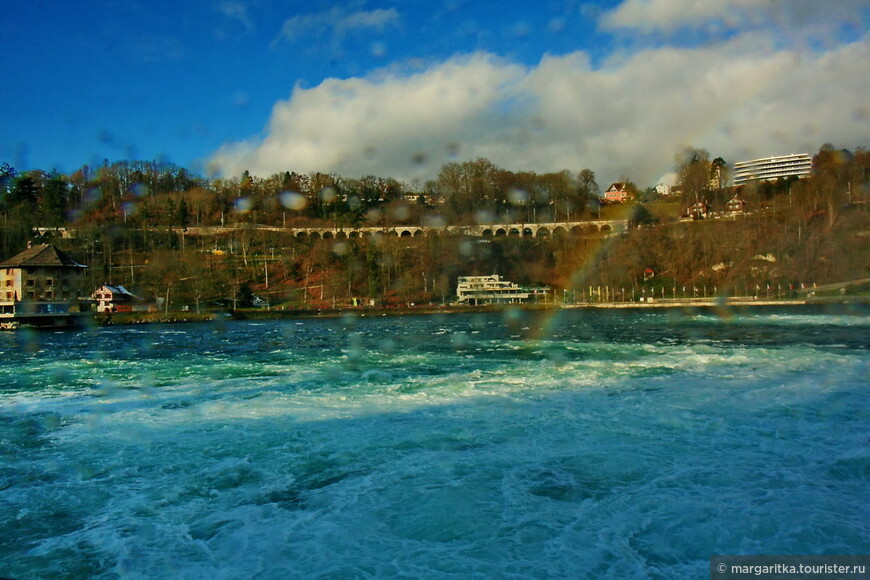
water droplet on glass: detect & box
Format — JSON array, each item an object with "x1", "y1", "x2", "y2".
[
  {"x1": 235, "y1": 197, "x2": 252, "y2": 212},
  {"x1": 280, "y1": 191, "x2": 307, "y2": 210},
  {"x1": 508, "y1": 188, "x2": 529, "y2": 206},
  {"x1": 320, "y1": 186, "x2": 338, "y2": 203},
  {"x1": 365, "y1": 208, "x2": 382, "y2": 223}
]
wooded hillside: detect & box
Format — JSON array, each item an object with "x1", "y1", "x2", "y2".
[{"x1": 1, "y1": 145, "x2": 866, "y2": 309}]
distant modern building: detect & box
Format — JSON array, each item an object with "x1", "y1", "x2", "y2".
[
  {"x1": 732, "y1": 154, "x2": 812, "y2": 186},
  {"x1": 456, "y1": 275, "x2": 530, "y2": 305},
  {"x1": 0, "y1": 243, "x2": 90, "y2": 328}
]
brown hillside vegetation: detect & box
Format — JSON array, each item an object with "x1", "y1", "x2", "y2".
[{"x1": 0, "y1": 146, "x2": 867, "y2": 309}]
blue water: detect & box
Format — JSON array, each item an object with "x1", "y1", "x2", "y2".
[{"x1": 1, "y1": 306, "x2": 868, "y2": 579}]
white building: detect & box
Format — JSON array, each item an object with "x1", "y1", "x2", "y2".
[
  {"x1": 456, "y1": 275, "x2": 530, "y2": 305},
  {"x1": 732, "y1": 153, "x2": 812, "y2": 186}
]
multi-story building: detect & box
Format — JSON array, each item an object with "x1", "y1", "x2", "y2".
[
  {"x1": 456, "y1": 275, "x2": 530, "y2": 305},
  {"x1": 0, "y1": 243, "x2": 90, "y2": 328},
  {"x1": 603, "y1": 183, "x2": 632, "y2": 203},
  {"x1": 732, "y1": 153, "x2": 812, "y2": 186}
]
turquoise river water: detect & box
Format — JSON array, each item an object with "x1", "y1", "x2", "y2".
[{"x1": 1, "y1": 305, "x2": 868, "y2": 578}]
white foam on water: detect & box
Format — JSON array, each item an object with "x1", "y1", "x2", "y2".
[{"x1": 1, "y1": 312, "x2": 868, "y2": 578}]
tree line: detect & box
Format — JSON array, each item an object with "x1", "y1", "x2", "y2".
[{"x1": 0, "y1": 143, "x2": 866, "y2": 311}]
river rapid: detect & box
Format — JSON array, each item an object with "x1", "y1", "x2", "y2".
[{"x1": 1, "y1": 305, "x2": 868, "y2": 578}]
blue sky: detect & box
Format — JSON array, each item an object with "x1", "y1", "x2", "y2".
[{"x1": 2, "y1": 0, "x2": 867, "y2": 187}]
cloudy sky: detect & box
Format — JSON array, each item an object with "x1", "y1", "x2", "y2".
[{"x1": 2, "y1": 0, "x2": 867, "y2": 187}]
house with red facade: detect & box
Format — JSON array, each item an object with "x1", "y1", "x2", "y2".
[
  {"x1": 724, "y1": 196, "x2": 748, "y2": 215},
  {"x1": 93, "y1": 284, "x2": 145, "y2": 313},
  {"x1": 603, "y1": 183, "x2": 632, "y2": 204}
]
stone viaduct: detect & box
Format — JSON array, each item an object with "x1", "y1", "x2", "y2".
[{"x1": 185, "y1": 220, "x2": 627, "y2": 240}]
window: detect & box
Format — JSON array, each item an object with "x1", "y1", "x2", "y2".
[
  {"x1": 46, "y1": 279, "x2": 53, "y2": 286},
  {"x1": 27, "y1": 279, "x2": 34, "y2": 287}
]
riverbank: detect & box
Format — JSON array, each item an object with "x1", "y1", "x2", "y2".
[{"x1": 97, "y1": 296, "x2": 868, "y2": 327}]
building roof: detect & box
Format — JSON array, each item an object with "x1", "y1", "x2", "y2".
[
  {"x1": 98, "y1": 284, "x2": 136, "y2": 297},
  {"x1": 0, "y1": 244, "x2": 87, "y2": 269}
]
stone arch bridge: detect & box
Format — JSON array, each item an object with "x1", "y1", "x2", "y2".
[{"x1": 186, "y1": 220, "x2": 627, "y2": 240}]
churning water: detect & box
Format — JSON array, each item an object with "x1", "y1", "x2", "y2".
[{"x1": 1, "y1": 305, "x2": 868, "y2": 578}]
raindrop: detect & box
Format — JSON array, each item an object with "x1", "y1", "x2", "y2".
[
  {"x1": 332, "y1": 241, "x2": 349, "y2": 255},
  {"x1": 508, "y1": 188, "x2": 529, "y2": 206},
  {"x1": 346, "y1": 334, "x2": 364, "y2": 363},
  {"x1": 320, "y1": 186, "x2": 338, "y2": 203},
  {"x1": 475, "y1": 210, "x2": 494, "y2": 225},
  {"x1": 411, "y1": 152, "x2": 427, "y2": 166},
  {"x1": 235, "y1": 197, "x2": 252, "y2": 212},
  {"x1": 370, "y1": 42, "x2": 386, "y2": 58},
  {"x1": 422, "y1": 214, "x2": 446, "y2": 228},
  {"x1": 365, "y1": 208, "x2": 382, "y2": 223},
  {"x1": 450, "y1": 332, "x2": 470, "y2": 349},
  {"x1": 390, "y1": 203, "x2": 410, "y2": 221},
  {"x1": 280, "y1": 191, "x2": 307, "y2": 211}
]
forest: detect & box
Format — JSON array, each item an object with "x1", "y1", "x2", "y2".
[{"x1": 0, "y1": 143, "x2": 867, "y2": 311}]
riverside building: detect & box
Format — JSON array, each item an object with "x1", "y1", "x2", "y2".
[
  {"x1": 732, "y1": 153, "x2": 812, "y2": 186},
  {"x1": 456, "y1": 275, "x2": 530, "y2": 305},
  {"x1": 0, "y1": 243, "x2": 90, "y2": 329}
]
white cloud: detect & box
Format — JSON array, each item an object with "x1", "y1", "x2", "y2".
[
  {"x1": 272, "y1": 7, "x2": 400, "y2": 46},
  {"x1": 601, "y1": 0, "x2": 867, "y2": 40},
  {"x1": 210, "y1": 5, "x2": 869, "y2": 188},
  {"x1": 216, "y1": 1, "x2": 254, "y2": 34}
]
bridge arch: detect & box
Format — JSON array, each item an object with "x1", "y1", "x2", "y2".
[
  {"x1": 537, "y1": 227, "x2": 550, "y2": 238},
  {"x1": 522, "y1": 227, "x2": 533, "y2": 237}
]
